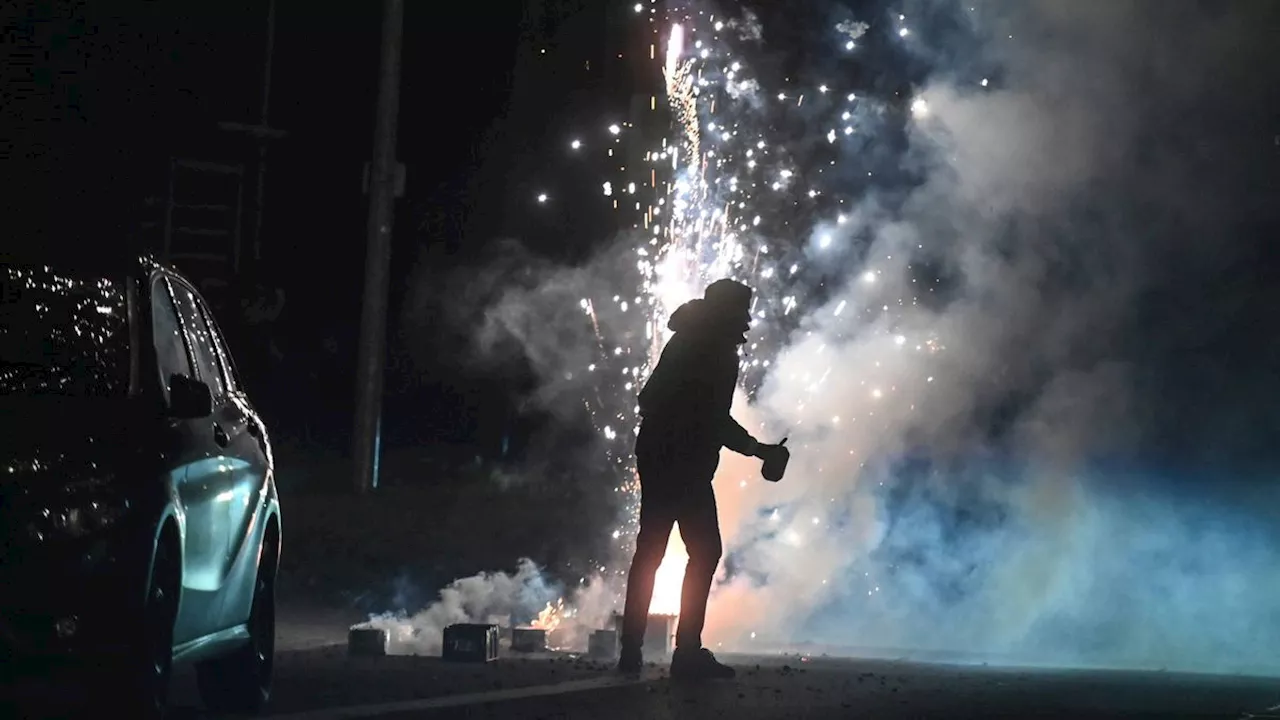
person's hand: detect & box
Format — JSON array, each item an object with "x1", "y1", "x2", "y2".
[
  {"x1": 755, "y1": 438, "x2": 788, "y2": 462},
  {"x1": 757, "y1": 438, "x2": 790, "y2": 482}
]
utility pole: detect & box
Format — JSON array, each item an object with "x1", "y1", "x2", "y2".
[{"x1": 352, "y1": 0, "x2": 405, "y2": 494}]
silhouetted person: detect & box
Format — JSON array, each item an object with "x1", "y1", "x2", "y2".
[{"x1": 618, "y1": 279, "x2": 787, "y2": 680}]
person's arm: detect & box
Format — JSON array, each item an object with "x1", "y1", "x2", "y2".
[
  {"x1": 721, "y1": 415, "x2": 761, "y2": 457},
  {"x1": 712, "y1": 350, "x2": 760, "y2": 456}
]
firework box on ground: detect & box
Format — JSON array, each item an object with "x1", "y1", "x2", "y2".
[
  {"x1": 487, "y1": 614, "x2": 514, "y2": 645},
  {"x1": 644, "y1": 614, "x2": 676, "y2": 656},
  {"x1": 589, "y1": 629, "x2": 618, "y2": 659},
  {"x1": 441, "y1": 623, "x2": 499, "y2": 663},
  {"x1": 609, "y1": 611, "x2": 676, "y2": 655},
  {"x1": 511, "y1": 627, "x2": 548, "y2": 653},
  {"x1": 546, "y1": 627, "x2": 576, "y2": 651},
  {"x1": 347, "y1": 625, "x2": 390, "y2": 657}
]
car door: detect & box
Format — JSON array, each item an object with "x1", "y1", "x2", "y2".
[
  {"x1": 150, "y1": 275, "x2": 226, "y2": 644},
  {"x1": 169, "y1": 279, "x2": 269, "y2": 629},
  {"x1": 190, "y1": 287, "x2": 272, "y2": 627}
]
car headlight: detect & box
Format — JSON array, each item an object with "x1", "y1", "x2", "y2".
[{"x1": 27, "y1": 485, "x2": 131, "y2": 541}]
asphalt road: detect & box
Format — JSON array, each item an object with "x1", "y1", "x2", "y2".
[
  {"x1": 14, "y1": 605, "x2": 1280, "y2": 719},
  {"x1": 170, "y1": 650, "x2": 1280, "y2": 720},
  {"x1": 162, "y1": 607, "x2": 1280, "y2": 720}
]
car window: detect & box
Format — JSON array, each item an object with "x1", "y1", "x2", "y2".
[
  {"x1": 196, "y1": 295, "x2": 239, "y2": 395},
  {"x1": 150, "y1": 277, "x2": 194, "y2": 403},
  {"x1": 169, "y1": 280, "x2": 226, "y2": 400}
]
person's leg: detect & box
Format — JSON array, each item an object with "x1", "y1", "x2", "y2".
[
  {"x1": 619, "y1": 483, "x2": 677, "y2": 665},
  {"x1": 673, "y1": 481, "x2": 722, "y2": 651},
  {"x1": 669, "y1": 479, "x2": 735, "y2": 680}
]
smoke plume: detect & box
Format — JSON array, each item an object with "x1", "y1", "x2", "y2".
[{"x1": 700, "y1": 0, "x2": 1280, "y2": 674}]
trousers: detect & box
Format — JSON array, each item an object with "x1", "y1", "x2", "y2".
[{"x1": 620, "y1": 451, "x2": 722, "y2": 652}]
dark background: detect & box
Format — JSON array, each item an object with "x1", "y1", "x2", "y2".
[
  {"x1": 1, "y1": 0, "x2": 667, "y2": 606},
  {"x1": 0, "y1": 0, "x2": 646, "y2": 472}
]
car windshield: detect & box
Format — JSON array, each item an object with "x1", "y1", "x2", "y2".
[{"x1": 0, "y1": 264, "x2": 131, "y2": 396}]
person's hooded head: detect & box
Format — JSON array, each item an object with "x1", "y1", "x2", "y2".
[{"x1": 667, "y1": 278, "x2": 754, "y2": 345}]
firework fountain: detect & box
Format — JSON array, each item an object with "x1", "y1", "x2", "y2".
[{"x1": 578, "y1": 2, "x2": 953, "y2": 625}]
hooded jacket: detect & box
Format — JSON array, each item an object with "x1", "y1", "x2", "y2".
[{"x1": 635, "y1": 298, "x2": 758, "y2": 464}]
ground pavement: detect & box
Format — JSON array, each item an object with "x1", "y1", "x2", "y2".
[
  {"x1": 166, "y1": 648, "x2": 1280, "y2": 720},
  {"x1": 158, "y1": 607, "x2": 1280, "y2": 720},
  {"x1": 12, "y1": 600, "x2": 1278, "y2": 718}
]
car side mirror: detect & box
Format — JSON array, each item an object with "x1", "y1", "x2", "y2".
[{"x1": 169, "y1": 373, "x2": 213, "y2": 419}]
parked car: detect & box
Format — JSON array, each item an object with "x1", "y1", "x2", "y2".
[{"x1": 0, "y1": 254, "x2": 281, "y2": 717}]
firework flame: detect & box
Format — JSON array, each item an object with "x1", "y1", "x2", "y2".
[
  {"x1": 664, "y1": 23, "x2": 684, "y2": 77},
  {"x1": 530, "y1": 598, "x2": 568, "y2": 633}
]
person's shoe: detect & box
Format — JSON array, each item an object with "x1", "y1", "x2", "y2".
[
  {"x1": 670, "y1": 647, "x2": 735, "y2": 681},
  {"x1": 617, "y1": 644, "x2": 643, "y2": 675}
]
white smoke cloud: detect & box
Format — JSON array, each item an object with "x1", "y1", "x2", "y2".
[
  {"x1": 731, "y1": 9, "x2": 763, "y2": 42},
  {"x1": 726, "y1": 77, "x2": 760, "y2": 101},
  {"x1": 701, "y1": 0, "x2": 1280, "y2": 675},
  {"x1": 836, "y1": 20, "x2": 868, "y2": 43},
  {"x1": 360, "y1": 559, "x2": 618, "y2": 655}
]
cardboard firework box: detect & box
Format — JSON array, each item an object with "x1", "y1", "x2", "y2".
[
  {"x1": 588, "y1": 629, "x2": 618, "y2": 659},
  {"x1": 611, "y1": 612, "x2": 675, "y2": 656},
  {"x1": 441, "y1": 623, "x2": 499, "y2": 663},
  {"x1": 510, "y1": 627, "x2": 548, "y2": 653},
  {"x1": 486, "y1": 614, "x2": 514, "y2": 645},
  {"x1": 347, "y1": 625, "x2": 390, "y2": 657}
]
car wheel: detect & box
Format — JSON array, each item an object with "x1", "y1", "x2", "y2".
[
  {"x1": 106, "y1": 538, "x2": 177, "y2": 719},
  {"x1": 196, "y1": 539, "x2": 276, "y2": 714}
]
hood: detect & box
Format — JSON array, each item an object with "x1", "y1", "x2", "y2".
[
  {"x1": 668, "y1": 298, "x2": 750, "y2": 344},
  {"x1": 667, "y1": 299, "x2": 710, "y2": 333}
]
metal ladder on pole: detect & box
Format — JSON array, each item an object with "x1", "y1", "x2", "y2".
[{"x1": 162, "y1": 157, "x2": 246, "y2": 276}]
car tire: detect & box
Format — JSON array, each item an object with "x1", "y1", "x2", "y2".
[
  {"x1": 103, "y1": 538, "x2": 178, "y2": 719},
  {"x1": 195, "y1": 539, "x2": 277, "y2": 714}
]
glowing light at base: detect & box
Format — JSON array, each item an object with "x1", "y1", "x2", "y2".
[{"x1": 649, "y1": 534, "x2": 688, "y2": 615}]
